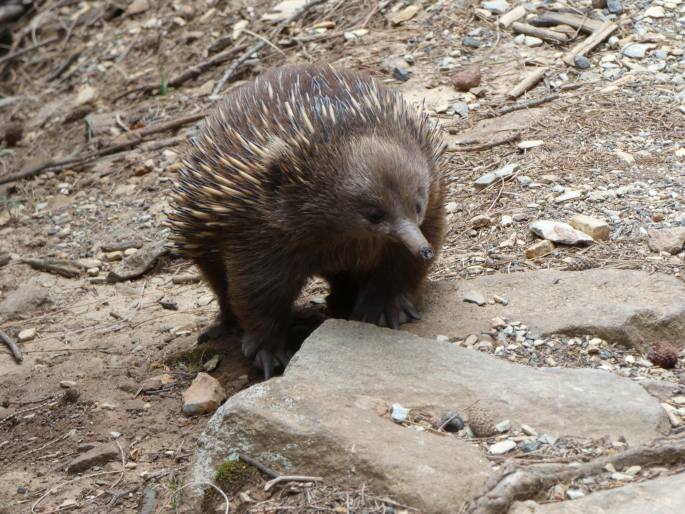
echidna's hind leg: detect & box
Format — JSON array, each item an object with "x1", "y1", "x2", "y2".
[
  {"x1": 323, "y1": 272, "x2": 358, "y2": 319},
  {"x1": 194, "y1": 253, "x2": 240, "y2": 343}
]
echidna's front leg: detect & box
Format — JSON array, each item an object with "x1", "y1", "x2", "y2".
[
  {"x1": 193, "y1": 253, "x2": 240, "y2": 342},
  {"x1": 350, "y1": 245, "x2": 430, "y2": 329},
  {"x1": 227, "y1": 259, "x2": 305, "y2": 379}
]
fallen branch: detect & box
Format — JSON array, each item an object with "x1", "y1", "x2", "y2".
[
  {"x1": 507, "y1": 67, "x2": 547, "y2": 99},
  {"x1": 0, "y1": 329, "x2": 22, "y2": 363},
  {"x1": 113, "y1": 42, "x2": 248, "y2": 101},
  {"x1": 511, "y1": 22, "x2": 569, "y2": 44},
  {"x1": 498, "y1": 93, "x2": 560, "y2": 115},
  {"x1": 498, "y1": 5, "x2": 527, "y2": 28},
  {"x1": 527, "y1": 12, "x2": 603, "y2": 33},
  {"x1": 0, "y1": 112, "x2": 204, "y2": 185},
  {"x1": 212, "y1": 0, "x2": 327, "y2": 96},
  {"x1": 467, "y1": 435, "x2": 685, "y2": 514},
  {"x1": 562, "y1": 21, "x2": 618, "y2": 65},
  {"x1": 449, "y1": 132, "x2": 521, "y2": 152},
  {"x1": 21, "y1": 258, "x2": 82, "y2": 278},
  {"x1": 264, "y1": 475, "x2": 324, "y2": 492}
]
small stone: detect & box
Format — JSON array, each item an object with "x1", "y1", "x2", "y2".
[
  {"x1": 538, "y1": 434, "x2": 557, "y2": 445},
  {"x1": 452, "y1": 102, "x2": 469, "y2": 118},
  {"x1": 125, "y1": 462, "x2": 138, "y2": 469},
  {"x1": 495, "y1": 419, "x2": 511, "y2": 433},
  {"x1": 203, "y1": 354, "x2": 221, "y2": 372},
  {"x1": 445, "y1": 201, "x2": 458, "y2": 214},
  {"x1": 16, "y1": 486, "x2": 28, "y2": 494},
  {"x1": 569, "y1": 214, "x2": 610, "y2": 241},
  {"x1": 452, "y1": 64, "x2": 481, "y2": 92},
  {"x1": 607, "y1": 0, "x2": 623, "y2": 14},
  {"x1": 392, "y1": 66, "x2": 410, "y2": 82},
  {"x1": 622, "y1": 43, "x2": 655, "y2": 59},
  {"x1": 530, "y1": 221, "x2": 593, "y2": 245},
  {"x1": 625, "y1": 465, "x2": 642, "y2": 476},
  {"x1": 517, "y1": 175, "x2": 531, "y2": 187},
  {"x1": 675, "y1": 148, "x2": 685, "y2": 158},
  {"x1": 524, "y1": 36, "x2": 543, "y2": 47},
  {"x1": 611, "y1": 472, "x2": 635, "y2": 481},
  {"x1": 517, "y1": 140, "x2": 544, "y2": 150},
  {"x1": 463, "y1": 291, "x2": 487, "y2": 306},
  {"x1": 567, "y1": 489, "x2": 586, "y2": 500},
  {"x1": 661, "y1": 403, "x2": 682, "y2": 427},
  {"x1": 343, "y1": 29, "x2": 368, "y2": 41},
  {"x1": 489, "y1": 439, "x2": 516, "y2": 455},
  {"x1": 182, "y1": 373, "x2": 226, "y2": 416},
  {"x1": 648, "y1": 228, "x2": 685, "y2": 255},
  {"x1": 481, "y1": 0, "x2": 509, "y2": 14},
  {"x1": 463, "y1": 37, "x2": 481, "y2": 48},
  {"x1": 554, "y1": 191, "x2": 582, "y2": 203},
  {"x1": 521, "y1": 424, "x2": 538, "y2": 436},
  {"x1": 67, "y1": 444, "x2": 119, "y2": 473},
  {"x1": 465, "y1": 334, "x2": 479, "y2": 346},
  {"x1": 501, "y1": 215, "x2": 513, "y2": 227},
  {"x1": 436, "y1": 334, "x2": 450, "y2": 343},
  {"x1": 391, "y1": 403, "x2": 409, "y2": 423},
  {"x1": 493, "y1": 295, "x2": 508, "y2": 306},
  {"x1": 519, "y1": 440, "x2": 542, "y2": 453},
  {"x1": 17, "y1": 328, "x2": 36, "y2": 342},
  {"x1": 492, "y1": 317, "x2": 507, "y2": 329},
  {"x1": 574, "y1": 55, "x2": 591, "y2": 69},
  {"x1": 73, "y1": 85, "x2": 97, "y2": 107},
  {"x1": 441, "y1": 411, "x2": 465, "y2": 432},
  {"x1": 387, "y1": 4, "x2": 420, "y2": 25},
  {"x1": 60, "y1": 380, "x2": 77, "y2": 388},
  {"x1": 671, "y1": 396, "x2": 685, "y2": 405},
  {"x1": 647, "y1": 341, "x2": 679, "y2": 369},
  {"x1": 474, "y1": 163, "x2": 518, "y2": 190},
  {"x1": 100, "y1": 401, "x2": 116, "y2": 410},
  {"x1": 59, "y1": 500, "x2": 78, "y2": 510},
  {"x1": 104, "y1": 251, "x2": 124, "y2": 261},
  {"x1": 644, "y1": 6, "x2": 665, "y2": 18},
  {"x1": 124, "y1": 248, "x2": 138, "y2": 257},
  {"x1": 471, "y1": 214, "x2": 493, "y2": 229},
  {"x1": 110, "y1": 431, "x2": 121, "y2": 439},
  {"x1": 525, "y1": 239, "x2": 555, "y2": 259},
  {"x1": 86, "y1": 267, "x2": 99, "y2": 277},
  {"x1": 126, "y1": 0, "x2": 150, "y2": 15}
]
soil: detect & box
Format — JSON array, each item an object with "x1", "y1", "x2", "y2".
[{"x1": 1, "y1": 0, "x2": 684, "y2": 513}]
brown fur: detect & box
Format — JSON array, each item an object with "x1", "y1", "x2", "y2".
[{"x1": 166, "y1": 64, "x2": 446, "y2": 377}]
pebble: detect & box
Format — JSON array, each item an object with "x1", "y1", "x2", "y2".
[
  {"x1": 110, "y1": 431, "x2": 121, "y2": 439},
  {"x1": 500, "y1": 215, "x2": 513, "y2": 227},
  {"x1": 622, "y1": 43, "x2": 654, "y2": 59},
  {"x1": 538, "y1": 434, "x2": 557, "y2": 445},
  {"x1": 625, "y1": 465, "x2": 642, "y2": 476},
  {"x1": 452, "y1": 101, "x2": 469, "y2": 118},
  {"x1": 391, "y1": 403, "x2": 409, "y2": 423},
  {"x1": 554, "y1": 190, "x2": 582, "y2": 203},
  {"x1": 661, "y1": 402, "x2": 682, "y2": 427},
  {"x1": 517, "y1": 175, "x2": 531, "y2": 187},
  {"x1": 574, "y1": 55, "x2": 591, "y2": 69},
  {"x1": 525, "y1": 239, "x2": 555, "y2": 259},
  {"x1": 492, "y1": 317, "x2": 507, "y2": 329},
  {"x1": 493, "y1": 295, "x2": 508, "y2": 305},
  {"x1": 521, "y1": 424, "x2": 538, "y2": 436},
  {"x1": 474, "y1": 163, "x2": 518, "y2": 190},
  {"x1": 481, "y1": 0, "x2": 510, "y2": 14},
  {"x1": 569, "y1": 214, "x2": 610, "y2": 241},
  {"x1": 470, "y1": 214, "x2": 493, "y2": 229},
  {"x1": 529, "y1": 220, "x2": 594, "y2": 245},
  {"x1": 452, "y1": 64, "x2": 481, "y2": 92},
  {"x1": 17, "y1": 328, "x2": 36, "y2": 342},
  {"x1": 489, "y1": 439, "x2": 516, "y2": 455},
  {"x1": 86, "y1": 267, "x2": 99, "y2": 276},
  {"x1": 463, "y1": 291, "x2": 487, "y2": 306},
  {"x1": 607, "y1": 0, "x2": 623, "y2": 14},
  {"x1": 392, "y1": 66, "x2": 410, "y2": 82},
  {"x1": 566, "y1": 489, "x2": 586, "y2": 500},
  {"x1": 100, "y1": 401, "x2": 116, "y2": 410},
  {"x1": 60, "y1": 380, "x2": 77, "y2": 388},
  {"x1": 611, "y1": 472, "x2": 635, "y2": 481},
  {"x1": 104, "y1": 251, "x2": 124, "y2": 261},
  {"x1": 495, "y1": 419, "x2": 511, "y2": 433},
  {"x1": 203, "y1": 354, "x2": 221, "y2": 372},
  {"x1": 445, "y1": 201, "x2": 458, "y2": 214},
  {"x1": 518, "y1": 440, "x2": 542, "y2": 453},
  {"x1": 436, "y1": 334, "x2": 450, "y2": 343},
  {"x1": 440, "y1": 411, "x2": 465, "y2": 432},
  {"x1": 524, "y1": 36, "x2": 543, "y2": 47},
  {"x1": 518, "y1": 140, "x2": 544, "y2": 150},
  {"x1": 644, "y1": 6, "x2": 665, "y2": 18},
  {"x1": 182, "y1": 373, "x2": 226, "y2": 416},
  {"x1": 463, "y1": 37, "x2": 481, "y2": 48}
]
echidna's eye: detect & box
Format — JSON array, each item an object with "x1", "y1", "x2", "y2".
[
  {"x1": 415, "y1": 202, "x2": 422, "y2": 215},
  {"x1": 365, "y1": 210, "x2": 385, "y2": 224}
]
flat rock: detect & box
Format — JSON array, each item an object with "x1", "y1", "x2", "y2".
[
  {"x1": 66, "y1": 443, "x2": 119, "y2": 474},
  {"x1": 648, "y1": 228, "x2": 685, "y2": 255},
  {"x1": 182, "y1": 372, "x2": 226, "y2": 416},
  {"x1": 187, "y1": 320, "x2": 667, "y2": 513},
  {"x1": 530, "y1": 220, "x2": 593, "y2": 245},
  {"x1": 510, "y1": 472, "x2": 685, "y2": 513},
  {"x1": 0, "y1": 286, "x2": 50, "y2": 320},
  {"x1": 106, "y1": 240, "x2": 168, "y2": 283},
  {"x1": 407, "y1": 270, "x2": 685, "y2": 350}
]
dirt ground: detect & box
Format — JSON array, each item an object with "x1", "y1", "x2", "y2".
[{"x1": 1, "y1": 0, "x2": 684, "y2": 513}]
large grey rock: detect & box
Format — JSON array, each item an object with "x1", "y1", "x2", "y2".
[
  {"x1": 407, "y1": 270, "x2": 685, "y2": 350},
  {"x1": 187, "y1": 320, "x2": 668, "y2": 513},
  {"x1": 0, "y1": 286, "x2": 49, "y2": 320},
  {"x1": 511, "y1": 472, "x2": 685, "y2": 514}
]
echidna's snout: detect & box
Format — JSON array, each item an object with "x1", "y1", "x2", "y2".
[{"x1": 394, "y1": 220, "x2": 434, "y2": 261}]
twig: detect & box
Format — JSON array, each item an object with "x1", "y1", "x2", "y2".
[
  {"x1": 174, "y1": 481, "x2": 229, "y2": 514},
  {"x1": 0, "y1": 112, "x2": 204, "y2": 185},
  {"x1": 242, "y1": 29, "x2": 287, "y2": 57},
  {"x1": 212, "y1": 0, "x2": 327, "y2": 97},
  {"x1": 0, "y1": 329, "x2": 22, "y2": 363},
  {"x1": 507, "y1": 67, "x2": 547, "y2": 99},
  {"x1": 497, "y1": 94, "x2": 559, "y2": 115},
  {"x1": 498, "y1": 5, "x2": 527, "y2": 28},
  {"x1": 235, "y1": 452, "x2": 280, "y2": 478},
  {"x1": 264, "y1": 475, "x2": 323, "y2": 492},
  {"x1": 360, "y1": 0, "x2": 391, "y2": 28},
  {"x1": 511, "y1": 22, "x2": 568, "y2": 44},
  {"x1": 45, "y1": 48, "x2": 82, "y2": 82},
  {"x1": 25, "y1": 429, "x2": 75, "y2": 456},
  {"x1": 526, "y1": 11, "x2": 602, "y2": 33},
  {"x1": 448, "y1": 132, "x2": 521, "y2": 152},
  {"x1": 111, "y1": 439, "x2": 126, "y2": 489},
  {"x1": 0, "y1": 35, "x2": 61, "y2": 66},
  {"x1": 562, "y1": 21, "x2": 618, "y2": 66}
]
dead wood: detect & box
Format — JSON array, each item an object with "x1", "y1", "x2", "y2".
[
  {"x1": 0, "y1": 112, "x2": 204, "y2": 185},
  {"x1": 527, "y1": 12, "x2": 603, "y2": 33},
  {"x1": 507, "y1": 67, "x2": 548, "y2": 99},
  {"x1": 498, "y1": 94, "x2": 560, "y2": 115},
  {"x1": 511, "y1": 22, "x2": 569, "y2": 44},
  {"x1": 0, "y1": 329, "x2": 22, "y2": 363},
  {"x1": 498, "y1": 6, "x2": 527, "y2": 28},
  {"x1": 467, "y1": 435, "x2": 685, "y2": 514},
  {"x1": 449, "y1": 131, "x2": 521, "y2": 152},
  {"x1": 21, "y1": 258, "x2": 82, "y2": 278},
  {"x1": 0, "y1": 35, "x2": 61, "y2": 66},
  {"x1": 563, "y1": 21, "x2": 618, "y2": 65}
]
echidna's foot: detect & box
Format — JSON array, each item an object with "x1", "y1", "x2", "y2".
[
  {"x1": 197, "y1": 317, "x2": 240, "y2": 343},
  {"x1": 242, "y1": 333, "x2": 291, "y2": 380},
  {"x1": 350, "y1": 290, "x2": 421, "y2": 329}
]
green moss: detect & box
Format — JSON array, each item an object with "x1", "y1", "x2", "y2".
[
  {"x1": 164, "y1": 347, "x2": 209, "y2": 372},
  {"x1": 214, "y1": 459, "x2": 257, "y2": 492}
]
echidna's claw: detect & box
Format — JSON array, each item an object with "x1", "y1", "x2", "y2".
[
  {"x1": 351, "y1": 290, "x2": 420, "y2": 329},
  {"x1": 197, "y1": 318, "x2": 239, "y2": 343}
]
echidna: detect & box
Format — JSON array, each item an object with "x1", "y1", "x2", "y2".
[{"x1": 166, "y1": 64, "x2": 446, "y2": 379}]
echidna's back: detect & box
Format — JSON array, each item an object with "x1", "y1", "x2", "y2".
[{"x1": 166, "y1": 64, "x2": 442, "y2": 258}]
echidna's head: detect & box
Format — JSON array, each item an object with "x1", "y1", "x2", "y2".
[{"x1": 335, "y1": 135, "x2": 437, "y2": 261}]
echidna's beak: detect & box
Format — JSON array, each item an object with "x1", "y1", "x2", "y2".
[{"x1": 394, "y1": 220, "x2": 434, "y2": 261}]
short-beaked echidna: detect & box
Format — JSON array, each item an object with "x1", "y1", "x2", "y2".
[{"x1": 166, "y1": 64, "x2": 446, "y2": 379}]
